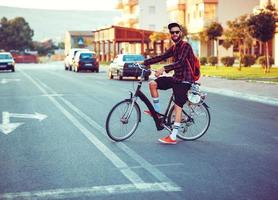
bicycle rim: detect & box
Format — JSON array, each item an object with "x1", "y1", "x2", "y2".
[
  {"x1": 168, "y1": 103, "x2": 210, "y2": 141},
  {"x1": 179, "y1": 103, "x2": 210, "y2": 140},
  {"x1": 106, "y1": 100, "x2": 140, "y2": 141}
]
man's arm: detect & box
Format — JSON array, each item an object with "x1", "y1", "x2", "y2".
[{"x1": 143, "y1": 46, "x2": 174, "y2": 66}]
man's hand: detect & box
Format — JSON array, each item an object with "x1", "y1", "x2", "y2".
[
  {"x1": 137, "y1": 61, "x2": 144, "y2": 65},
  {"x1": 155, "y1": 67, "x2": 165, "y2": 77}
]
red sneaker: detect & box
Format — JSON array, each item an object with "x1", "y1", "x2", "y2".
[{"x1": 158, "y1": 136, "x2": 177, "y2": 144}]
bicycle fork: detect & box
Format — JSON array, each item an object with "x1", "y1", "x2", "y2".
[{"x1": 120, "y1": 95, "x2": 138, "y2": 124}]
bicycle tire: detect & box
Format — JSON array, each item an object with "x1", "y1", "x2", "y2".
[
  {"x1": 105, "y1": 99, "x2": 140, "y2": 141},
  {"x1": 167, "y1": 103, "x2": 211, "y2": 141}
]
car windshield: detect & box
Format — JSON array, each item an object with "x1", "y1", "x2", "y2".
[
  {"x1": 0, "y1": 54, "x2": 12, "y2": 59},
  {"x1": 123, "y1": 55, "x2": 144, "y2": 62},
  {"x1": 80, "y1": 53, "x2": 93, "y2": 59}
]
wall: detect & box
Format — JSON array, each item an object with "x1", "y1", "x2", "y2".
[{"x1": 139, "y1": 0, "x2": 168, "y2": 31}]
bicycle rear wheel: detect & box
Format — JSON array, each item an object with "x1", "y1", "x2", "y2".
[
  {"x1": 106, "y1": 99, "x2": 140, "y2": 141},
  {"x1": 167, "y1": 103, "x2": 210, "y2": 141}
]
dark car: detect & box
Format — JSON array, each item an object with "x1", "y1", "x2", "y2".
[
  {"x1": 0, "y1": 52, "x2": 15, "y2": 72},
  {"x1": 72, "y1": 51, "x2": 99, "y2": 72},
  {"x1": 108, "y1": 54, "x2": 150, "y2": 80}
]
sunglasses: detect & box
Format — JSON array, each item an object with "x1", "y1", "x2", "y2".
[{"x1": 170, "y1": 31, "x2": 180, "y2": 35}]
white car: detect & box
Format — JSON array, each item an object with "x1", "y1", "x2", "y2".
[
  {"x1": 108, "y1": 54, "x2": 150, "y2": 80},
  {"x1": 64, "y1": 48, "x2": 89, "y2": 71},
  {"x1": 0, "y1": 52, "x2": 15, "y2": 72}
]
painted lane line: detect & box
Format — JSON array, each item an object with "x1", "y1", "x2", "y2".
[
  {"x1": 0, "y1": 182, "x2": 180, "y2": 200},
  {"x1": 19, "y1": 70, "x2": 145, "y2": 186},
  {"x1": 35, "y1": 79, "x2": 182, "y2": 192}
]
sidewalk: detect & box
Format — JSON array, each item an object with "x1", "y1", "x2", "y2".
[{"x1": 200, "y1": 76, "x2": 278, "y2": 106}]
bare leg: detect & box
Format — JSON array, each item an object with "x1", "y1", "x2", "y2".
[
  {"x1": 174, "y1": 104, "x2": 182, "y2": 123},
  {"x1": 149, "y1": 80, "x2": 159, "y2": 98}
]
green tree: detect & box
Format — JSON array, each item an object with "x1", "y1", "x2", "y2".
[
  {"x1": 247, "y1": 11, "x2": 276, "y2": 73},
  {"x1": 0, "y1": 17, "x2": 34, "y2": 51},
  {"x1": 224, "y1": 14, "x2": 254, "y2": 70},
  {"x1": 205, "y1": 22, "x2": 223, "y2": 66}
]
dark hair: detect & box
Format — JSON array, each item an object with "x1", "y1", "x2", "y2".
[{"x1": 168, "y1": 22, "x2": 181, "y2": 30}]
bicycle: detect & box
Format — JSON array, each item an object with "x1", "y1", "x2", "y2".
[{"x1": 105, "y1": 63, "x2": 211, "y2": 142}]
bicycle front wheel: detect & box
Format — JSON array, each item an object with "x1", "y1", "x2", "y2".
[
  {"x1": 167, "y1": 103, "x2": 210, "y2": 141},
  {"x1": 105, "y1": 99, "x2": 141, "y2": 141}
]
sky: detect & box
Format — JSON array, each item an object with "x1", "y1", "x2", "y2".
[{"x1": 0, "y1": 0, "x2": 118, "y2": 11}]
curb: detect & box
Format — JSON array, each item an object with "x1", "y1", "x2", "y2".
[{"x1": 202, "y1": 86, "x2": 278, "y2": 107}]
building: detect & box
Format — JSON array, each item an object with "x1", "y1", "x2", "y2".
[
  {"x1": 115, "y1": 0, "x2": 168, "y2": 32},
  {"x1": 167, "y1": 0, "x2": 186, "y2": 27},
  {"x1": 64, "y1": 31, "x2": 94, "y2": 56},
  {"x1": 92, "y1": 25, "x2": 167, "y2": 62},
  {"x1": 184, "y1": 0, "x2": 260, "y2": 57}
]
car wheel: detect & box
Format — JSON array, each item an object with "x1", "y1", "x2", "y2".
[
  {"x1": 108, "y1": 71, "x2": 113, "y2": 79},
  {"x1": 11, "y1": 68, "x2": 15, "y2": 72},
  {"x1": 118, "y1": 71, "x2": 123, "y2": 80}
]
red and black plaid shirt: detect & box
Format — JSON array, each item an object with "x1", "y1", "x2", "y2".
[{"x1": 144, "y1": 40, "x2": 195, "y2": 83}]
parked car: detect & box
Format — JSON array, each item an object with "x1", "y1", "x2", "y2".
[
  {"x1": 64, "y1": 48, "x2": 89, "y2": 70},
  {"x1": 72, "y1": 51, "x2": 99, "y2": 72},
  {"x1": 0, "y1": 52, "x2": 15, "y2": 72},
  {"x1": 108, "y1": 54, "x2": 150, "y2": 80}
]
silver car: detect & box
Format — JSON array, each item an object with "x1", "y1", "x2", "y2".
[{"x1": 108, "y1": 54, "x2": 150, "y2": 80}]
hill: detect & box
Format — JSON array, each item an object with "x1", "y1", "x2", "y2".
[{"x1": 0, "y1": 6, "x2": 120, "y2": 42}]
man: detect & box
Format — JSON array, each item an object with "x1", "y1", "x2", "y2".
[{"x1": 142, "y1": 22, "x2": 196, "y2": 144}]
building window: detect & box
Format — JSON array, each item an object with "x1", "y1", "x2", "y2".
[
  {"x1": 149, "y1": 6, "x2": 155, "y2": 14},
  {"x1": 149, "y1": 24, "x2": 156, "y2": 30}
]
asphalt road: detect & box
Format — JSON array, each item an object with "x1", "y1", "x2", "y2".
[{"x1": 0, "y1": 62, "x2": 277, "y2": 200}]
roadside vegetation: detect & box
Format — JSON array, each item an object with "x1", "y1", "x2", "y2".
[{"x1": 149, "y1": 64, "x2": 278, "y2": 82}]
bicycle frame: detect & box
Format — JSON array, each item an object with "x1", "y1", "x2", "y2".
[{"x1": 127, "y1": 75, "x2": 174, "y2": 131}]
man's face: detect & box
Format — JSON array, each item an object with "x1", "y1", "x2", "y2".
[{"x1": 170, "y1": 26, "x2": 182, "y2": 43}]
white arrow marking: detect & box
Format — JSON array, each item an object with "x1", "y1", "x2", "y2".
[
  {"x1": 0, "y1": 78, "x2": 21, "y2": 84},
  {"x1": 0, "y1": 112, "x2": 23, "y2": 135},
  {"x1": 0, "y1": 112, "x2": 47, "y2": 135},
  {"x1": 10, "y1": 112, "x2": 48, "y2": 121}
]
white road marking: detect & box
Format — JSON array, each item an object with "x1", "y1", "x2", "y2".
[
  {"x1": 9, "y1": 112, "x2": 47, "y2": 121},
  {"x1": 20, "y1": 70, "x2": 145, "y2": 186},
  {"x1": 0, "y1": 182, "x2": 180, "y2": 200},
  {"x1": 0, "y1": 78, "x2": 20, "y2": 84},
  {"x1": 0, "y1": 112, "x2": 23, "y2": 135},
  {"x1": 35, "y1": 78, "x2": 181, "y2": 192}
]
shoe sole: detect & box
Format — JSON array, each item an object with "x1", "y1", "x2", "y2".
[{"x1": 158, "y1": 139, "x2": 176, "y2": 144}]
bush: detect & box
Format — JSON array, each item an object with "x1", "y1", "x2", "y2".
[
  {"x1": 200, "y1": 57, "x2": 207, "y2": 65},
  {"x1": 240, "y1": 55, "x2": 256, "y2": 67},
  {"x1": 257, "y1": 56, "x2": 274, "y2": 68},
  {"x1": 208, "y1": 56, "x2": 218, "y2": 66},
  {"x1": 221, "y1": 56, "x2": 235, "y2": 66}
]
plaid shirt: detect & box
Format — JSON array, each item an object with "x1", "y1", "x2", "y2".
[{"x1": 144, "y1": 40, "x2": 195, "y2": 83}]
